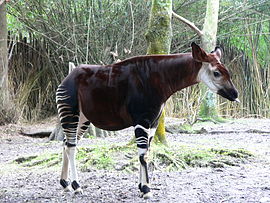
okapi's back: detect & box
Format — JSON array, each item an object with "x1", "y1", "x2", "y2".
[{"x1": 74, "y1": 63, "x2": 135, "y2": 131}]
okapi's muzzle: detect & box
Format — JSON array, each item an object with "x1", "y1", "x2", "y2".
[{"x1": 217, "y1": 87, "x2": 239, "y2": 102}]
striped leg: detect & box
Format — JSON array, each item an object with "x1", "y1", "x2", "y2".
[
  {"x1": 135, "y1": 125, "x2": 156, "y2": 199},
  {"x1": 60, "y1": 144, "x2": 72, "y2": 192},
  {"x1": 68, "y1": 112, "x2": 90, "y2": 194},
  {"x1": 66, "y1": 146, "x2": 82, "y2": 194},
  {"x1": 59, "y1": 114, "x2": 80, "y2": 193},
  {"x1": 56, "y1": 85, "x2": 82, "y2": 194},
  {"x1": 60, "y1": 115, "x2": 90, "y2": 194},
  {"x1": 76, "y1": 112, "x2": 90, "y2": 141}
]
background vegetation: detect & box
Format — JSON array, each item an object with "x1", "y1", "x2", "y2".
[{"x1": 5, "y1": 0, "x2": 270, "y2": 123}]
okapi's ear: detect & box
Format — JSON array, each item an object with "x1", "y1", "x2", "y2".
[
  {"x1": 211, "y1": 46, "x2": 222, "y2": 60},
  {"x1": 191, "y1": 42, "x2": 209, "y2": 62}
]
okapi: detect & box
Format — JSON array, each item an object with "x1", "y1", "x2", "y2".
[{"x1": 56, "y1": 42, "x2": 239, "y2": 199}]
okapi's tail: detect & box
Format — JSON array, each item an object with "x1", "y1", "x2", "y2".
[
  {"x1": 56, "y1": 62, "x2": 79, "y2": 146},
  {"x1": 69, "y1": 62, "x2": 76, "y2": 73}
]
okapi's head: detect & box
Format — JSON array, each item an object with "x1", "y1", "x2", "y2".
[{"x1": 191, "y1": 42, "x2": 239, "y2": 102}]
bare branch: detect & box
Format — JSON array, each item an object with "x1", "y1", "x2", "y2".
[{"x1": 172, "y1": 11, "x2": 203, "y2": 37}]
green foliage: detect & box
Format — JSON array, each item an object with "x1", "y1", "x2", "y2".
[
  {"x1": 179, "y1": 123, "x2": 194, "y2": 133},
  {"x1": 217, "y1": 0, "x2": 270, "y2": 117},
  {"x1": 14, "y1": 142, "x2": 253, "y2": 172},
  {"x1": 14, "y1": 153, "x2": 60, "y2": 168},
  {"x1": 7, "y1": 13, "x2": 24, "y2": 33},
  {"x1": 151, "y1": 144, "x2": 253, "y2": 170},
  {"x1": 79, "y1": 146, "x2": 115, "y2": 170},
  {"x1": 210, "y1": 148, "x2": 253, "y2": 159}
]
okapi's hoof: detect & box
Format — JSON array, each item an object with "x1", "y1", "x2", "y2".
[
  {"x1": 142, "y1": 192, "x2": 152, "y2": 199},
  {"x1": 139, "y1": 184, "x2": 152, "y2": 199},
  {"x1": 74, "y1": 188, "x2": 83, "y2": 195},
  {"x1": 60, "y1": 179, "x2": 72, "y2": 192},
  {"x1": 63, "y1": 185, "x2": 72, "y2": 192},
  {"x1": 72, "y1": 180, "x2": 83, "y2": 195}
]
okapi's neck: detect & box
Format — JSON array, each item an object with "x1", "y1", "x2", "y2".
[{"x1": 149, "y1": 53, "x2": 202, "y2": 102}]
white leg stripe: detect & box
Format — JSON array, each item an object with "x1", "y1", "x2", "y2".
[
  {"x1": 136, "y1": 137, "x2": 148, "y2": 141},
  {"x1": 61, "y1": 146, "x2": 69, "y2": 180},
  {"x1": 134, "y1": 125, "x2": 148, "y2": 131},
  {"x1": 138, "y1": 148, "x2": 147, "y2": 155},
  {"x1": 66, "y1": 147, "x2": 78, "y2": 181},
  {"x1": 149, "y1": 128, "x2": 156, "y2": 138},
  {"x1": 134, "y1": 125, "x2": 150, "y2": 135}
]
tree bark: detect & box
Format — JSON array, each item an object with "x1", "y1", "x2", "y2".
[
  {"x1": 145, "y1": 0, "x2": 172, "y2": 145},
  {"x1": 199, "y1": 0, "x2": 220, "y2": 121},
  {"x1": 172, "y1": 1, "x2": 221, "y2": 122},
  {"x1": 0, "y1": 1, "x2": 11, "y2": 124}
]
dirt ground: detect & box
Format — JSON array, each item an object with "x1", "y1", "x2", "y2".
[{"x1": 0, "y1": 118, "x2": 270, "y2": 203}]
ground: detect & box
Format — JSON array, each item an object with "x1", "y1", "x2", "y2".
[{"x1": 0, "y1": 118, "x2": 270, "y2": 203}]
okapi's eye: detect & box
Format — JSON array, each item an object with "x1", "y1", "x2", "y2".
[{"x1": 213, "y1": 71, "x2": 221, "y2": 78}]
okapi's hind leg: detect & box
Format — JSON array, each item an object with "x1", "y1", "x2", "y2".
[
  {"x1": 56, "y1": 85, "x2": 89, "y2": 194},
  {"x1": 60, "y1": 144, "x2": 72, "y2": 192},
  {"x1": 61, "y1": 113, "x2": 90, "y2": 195},
  {"x1": 134, "y1": 125, "x2": 156, "y2": 199},
  {"x1": 59, "y1": 113, "x2": 80, "y2": 193},
  {"x1": 68, "y1": 112, "x2": 90, "y2": 194}
]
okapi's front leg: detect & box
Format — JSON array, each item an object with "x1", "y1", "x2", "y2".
[{"x1": 135, "y1": 125, "x2": 155, "y2": 199}]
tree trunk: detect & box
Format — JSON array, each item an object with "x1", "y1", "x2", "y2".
[
  {"x1": 145, "y1": 0, "x2": 172, "y2": 145},
  {"x1": 199, "y1": 0, "x2": 221, "y2": 121},
  {"x1": 0, "y1": 1, "x2": 11, "y2": 124},
  {"x1": 49, "y1": 123, "x2": 64, "y2": 141}
]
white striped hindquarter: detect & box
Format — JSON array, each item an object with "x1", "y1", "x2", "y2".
[
  {"x1": 56, "y1": 85, "x2": 90, "y2": 145},
  {"x1": 57, "y1": 82, "x2": 90, "y2": 194},
  {"x1": 56, "y1": 85, "x2": 78, "y2": 145}
]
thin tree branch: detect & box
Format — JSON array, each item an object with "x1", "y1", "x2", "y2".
[
  {"x1": 172, "y1": 11, "x2": 203, "y2": 37},
  {"x1": 128, "y1": 0, "x2": 135, "y2": 53},
  {"x1": 85, "y1": 7, "x2": 91, "y2": 64}
]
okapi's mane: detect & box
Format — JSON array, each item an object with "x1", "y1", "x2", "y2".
[{"x1": 111, "y1": 53, "x2": 191, "y2": 67}]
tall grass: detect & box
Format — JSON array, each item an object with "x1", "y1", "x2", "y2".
[
  {"x1": 6, "y1": 0, "x2": 270, "y2": 121},
  {"x1": 217, "y1": 15, "x2": 270, "y2": 118},
  {"x1": 8, "y1": 0, "x2": 151, "y2": 121}
]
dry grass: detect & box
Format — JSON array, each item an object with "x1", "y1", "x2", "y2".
[{"x1": 5, "y1": 0, "x2": 269, "y2": 122}]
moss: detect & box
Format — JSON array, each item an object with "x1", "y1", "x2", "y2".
[
  {"x1": 78, "y1": 146, "x2": 115, "y2": 171},
  {"x1": 180, "y1": 123, "x2": 195, "y2": 133},
  {"x1": 14, "y1": 153, "x2": 60, "y2": 168},
  {"x1": 145, "y1": 0, "x2": 172, "y2": 145},
  {"x1": 198, "y1": 86, "x2": 227, "y2": 123},
  {"x1": 199, "y1": 0, "x2": 221, "y2": 120},
  {"x1": 149, "y1": 144, "x2": 254, "y2": 171},
  {"x1": 211, "y1": 148, "x2": 253, "y2": 159},
  {"x1": 14, "y1": 155, "x2": 38, "y2": 164},
  {"x1": 198, "y1": 116, "x2": 228, "y2": 124},
  {"x1": 154, "y1": 110, "x2": 168, "y2": 145},
  {"x1": 13, "y1": 143, "x2": 254, "y2": 172},
  {"x1": 145, "y1": 0, "x2": 172, "y2": 54}
]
